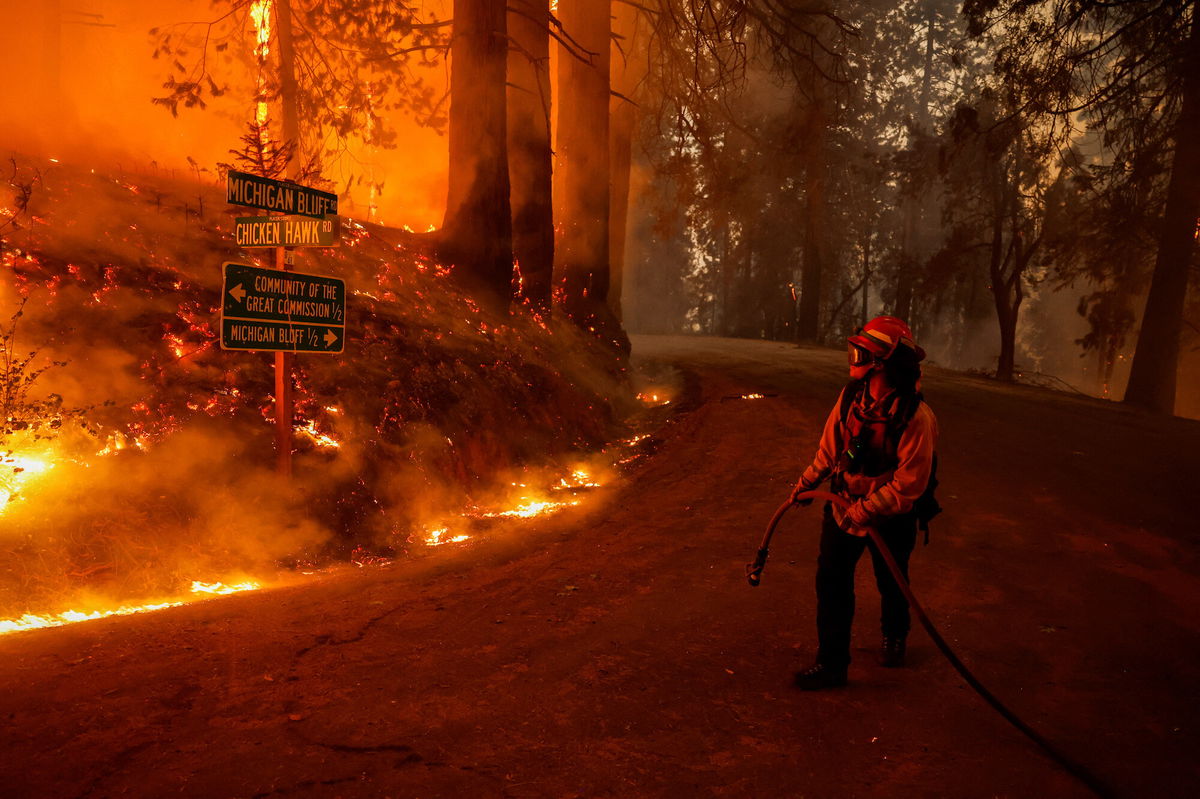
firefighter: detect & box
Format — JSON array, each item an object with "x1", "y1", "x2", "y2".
[{"x1": 791, "y1": 315, "x2": 939, "y2": 690}]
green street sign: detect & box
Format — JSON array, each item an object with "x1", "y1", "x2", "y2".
[
  {"x1": 226, "y1": 170, "x2": 338, "y2": 218},
  {"x1": 220, "y1": 261, "x2": 345, "y2": 354},
  {"x1": 236, "y1": 215, "x2": 340, "y2": 248},
  {"x1": 221, "y1": 319, "x2": 344, "y2": 353}
]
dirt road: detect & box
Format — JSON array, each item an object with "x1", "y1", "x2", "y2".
[{"x1": 3, "y1": 335, "x2": 1197, "y2": 798}]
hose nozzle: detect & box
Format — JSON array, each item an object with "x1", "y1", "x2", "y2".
[{"x1": 745, "y1": 548, "x2": 769, "y2": 586}]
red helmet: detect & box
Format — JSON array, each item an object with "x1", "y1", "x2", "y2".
[{"x1": 848, "y1": 315, "x2": 926, "y2": 363}]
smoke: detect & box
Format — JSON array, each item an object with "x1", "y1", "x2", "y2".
[
  {"x1": 0, "y1": 150, "x2": 632, "y2": 620},
  {"x1": 0, "y1": 1, "x2": 451, "y2": 229}
]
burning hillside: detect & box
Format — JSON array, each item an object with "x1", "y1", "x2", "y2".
[{"x1": 0, "y1": 153, "x2": 644, "y2": 627}]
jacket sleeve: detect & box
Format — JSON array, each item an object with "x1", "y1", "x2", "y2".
[
  {"x1": 858, "y1": 405, "x2": 937, "y2": 519},
  {"x1": 797, "y1": 390, "x2": 845, "y2": 489}
]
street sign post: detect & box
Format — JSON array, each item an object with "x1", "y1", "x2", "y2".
[
  {"x1": 235, "y1": 215, "x2": 340, "y2": 248},
  {"x1": 223, "y1": 170, "x2": 343, "y2": 479},
  {"x1": 220, "y1": 261, "x2": 345, "y2": 354},
  {"x1": 226, "y1": 170, "x2": 338, "y2": 218}
]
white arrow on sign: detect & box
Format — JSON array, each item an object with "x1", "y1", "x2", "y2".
[
  {"x1": 228, "y1": 284, "x2": 247, "y2": 303},
  {"x1": 324, "y1": 329, "x2": 338, "y2": 347}
]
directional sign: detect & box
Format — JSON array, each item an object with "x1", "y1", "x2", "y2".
[
  {"x1": 236, "y1": 215, "x2": 340, "y2": 248},
  {"x1": 226, "y1": 170, "x2": 338, "y2": 218},
  {"x1": 221, "y1": 318, "x2": 344, "y2": 353},
  {"x1": 220, "y1": 261, "x2": 345, "y2": 354}
]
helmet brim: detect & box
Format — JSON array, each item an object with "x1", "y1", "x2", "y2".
[{"x1": 847, "y1": 333, "x2": 926, "y2": 362}]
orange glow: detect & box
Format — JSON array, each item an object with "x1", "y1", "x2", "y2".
[
  {"x1": 424, "y1": 526, "x2": 470, "y2": 547},
  {"x1": 251, "y1": 0, "x2": 274, "y2": 129},
  {"x1": 636, "y1": 391, "x2": 672, "y2": 406},
  {"x1": 0, "y1": 452, "x2": 54, "y2": 515},
  {"x1": 0, "y1": 580, "x2": 262, "y2": 636},
  {"x1": 297, "y1": 420, "x2": 341, "y2": 449}
]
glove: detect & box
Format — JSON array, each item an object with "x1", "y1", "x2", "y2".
[
  {"x1": 791, "y1": 481, "x2": 815, "y2": 506},
  {"x1": 844, "y1": 499, "x2": 872, "y2": 536}
]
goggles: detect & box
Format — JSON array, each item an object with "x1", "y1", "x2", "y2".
[{"x1": 847, "y1": 342, "x2": 877, "y2": 367}]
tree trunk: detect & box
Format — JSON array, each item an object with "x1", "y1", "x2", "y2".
[
  {"x1": 554, "y1": 0, "x2": 627, "y2": 351},
  {"x1": 1122, "y1": 14, "x2": 1200, "y2": 414},
  {"x1": 995, "y1": 298, "x2": 1018, "y2": 381},
  {"x1": 507, "y1": 0, "x2": 553, "y2": 312},
  {"x1": 861, "y1": 232, "x2": 871, "y2": 326},
  {"x1": 797, "y1": 104, "x2": 828, "y2": 342},
  {"x1": 441, "y1": 0, "x2": 514, "y2": 306},
  {"x1": 607, "y1": 2, "x2": 641, "y2": 323},
  {"x1": 275, "y1": 0, "x2": 302, "y2": 176},
  {"x1": 989, "y1": 163, "x2": 1015, "y2": 381}
]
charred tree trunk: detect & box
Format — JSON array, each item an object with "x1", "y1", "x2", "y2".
[
  {"x1": 441, "y1": 0, "x2": 514, "y2": 306},
  {"x1": 275, "y1": 0, "x2": 301, "y2": 175},
  {"x1": 1123, "y1": 14, "x2": 1200, "y2": 414},
  {"x1": 554, "y1": 0, "x2": 627, "y2": 351},
  {"x1": 507, "y1": 0, "x2": 553, "y2": 312}
]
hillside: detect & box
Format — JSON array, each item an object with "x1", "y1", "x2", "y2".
[{"x1": 0, "y1": 153, "x2": 641, "y2": 621}]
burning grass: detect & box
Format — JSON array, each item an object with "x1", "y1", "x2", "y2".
[{"x1": 0, "y1": 152, "x2": 642, "y2": 628}]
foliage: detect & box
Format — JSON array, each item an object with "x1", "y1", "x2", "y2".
[
  {"x1": 0, "y1": 301, "x2": 94, "y2": 448},
  {"x1": 149, "y1": 1, "x2": 450, "y2": 158}
]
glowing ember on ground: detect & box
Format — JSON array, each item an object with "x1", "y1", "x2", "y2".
[
  {"x1": 0, "y1": 580, "x2": 262, "y2": 636},
  {"x1": 297, "y1": 420, "x2": 341, "y2": 449},
  {"x1": 555, "y1": 468, "x2": 601, "y2": 490},
  {"x1": 189, "y1": 580, "x2": 261, "y2": 596},
  {"x1": 474, "y1": 498, "x2": 580, "y2": 519},
  {"x1": 424, "y1": 526, "x2": 470, "y2": 547},
  {"x1": 741, "y1": 393, "x2": 765, "y2": 400},
  {"x1": 636, "y1": 392, "x2": 671, "y2": 406}
]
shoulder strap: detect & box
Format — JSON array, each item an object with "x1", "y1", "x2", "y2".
[{"x1": 838, "y1": 379, "x2": 865, "y2": 426}]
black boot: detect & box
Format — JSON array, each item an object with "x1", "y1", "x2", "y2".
[
  {"x1": 794, "y1": 662, "x2": 848, "y2": 691},
  {"x1": 878, "y1": 636, "x2": 906, "y2": 668}
]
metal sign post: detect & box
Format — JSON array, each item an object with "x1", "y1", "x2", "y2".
[{"x1": 275, "y1": 246, "x2": 293, "y2": 477}]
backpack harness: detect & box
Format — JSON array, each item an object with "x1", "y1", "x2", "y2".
[{"x1": 832, "y1": 379, "x2": 941, "y2": 542}]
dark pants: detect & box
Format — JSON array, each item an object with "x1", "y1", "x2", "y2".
[{"x1": 816, "y1": 503, "x2": 918, "y2": 668}]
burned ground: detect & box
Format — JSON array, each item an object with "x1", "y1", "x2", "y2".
[{"x1": 1, "y1": 335, "x2": 1196, "y2": 798}]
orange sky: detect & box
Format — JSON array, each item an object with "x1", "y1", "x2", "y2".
[{"x1": 0, "y1": 0, "x2": 451, "y2": 229}]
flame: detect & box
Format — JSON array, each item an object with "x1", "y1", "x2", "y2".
[
  {"x1": 189, "y1": 580, "x2": 261, "y2": 595},
  {"x1": 424, "y1": 526, "x2": 470, "y2": 547},
  {"x1": 297, "y1": 420, "x2": 341, "y2": 449},
  {"x1": 0, "y1": 580, "x2": 261, "y2": 636},
  {"x1": 473, "y1": 498, "x2": 580, "y2": 519},
  {"x1": 555, "y1": 468, "x2": 600, "y2": 490},
  {"x1": 96, "y1": 433, "x2": 148, "y2": 457},
  {"x1": 0, "y1": 452, "x2": 55, "y2": 515},
  {"x1": 741, "y1": 393, "x2": 765, "y2": 400},
  {"x1": 250, "y1": 1, "x2": 273, "y2": 129}
]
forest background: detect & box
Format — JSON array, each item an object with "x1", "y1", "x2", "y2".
[{"x1": 1, "y1": 0, "x2": 1198, "y2": 418}]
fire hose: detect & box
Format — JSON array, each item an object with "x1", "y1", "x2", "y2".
[{"x1": 747, "y1": 490, "x2": 1116, "y2": 799}]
